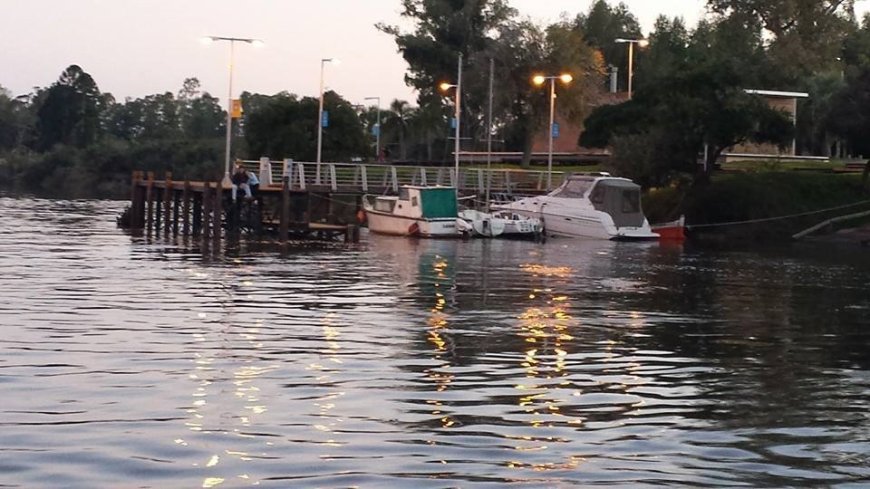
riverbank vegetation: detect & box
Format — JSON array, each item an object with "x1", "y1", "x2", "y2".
[{"x1": 2, "y1": 0, "x2": 870, "y2": 240}]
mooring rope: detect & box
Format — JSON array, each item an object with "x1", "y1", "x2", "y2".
[{"x1": 687, "y1": 199, "x2": 870, "y2": 229}]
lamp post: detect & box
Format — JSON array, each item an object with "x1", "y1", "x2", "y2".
[
  {"x1": 532, "y1": 73, "x2": 573, "y2": 190},
  {"x1": 614, "y1": 38, "x2": 648, "y2": 99},
  {"x1": 364, "y1": 96, "x2": 381, "y2": 161},
  {"x1": 317, "y1": 58, "x2": 337, "y2": 184},
  {"x1": 439, "y1": 53, "x2": 463, "y2": 188},
  {"x1": 202, "y1": 35, "x2": 263, "y2": 186}
]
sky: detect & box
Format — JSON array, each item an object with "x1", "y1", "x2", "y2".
[{"x1": 2, "y1": 0, "x2": 868, "y2": 107}]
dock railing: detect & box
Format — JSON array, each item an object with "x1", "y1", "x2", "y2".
[{"x1": 239, "y1": 158, "x2": 565, "y2": 195}]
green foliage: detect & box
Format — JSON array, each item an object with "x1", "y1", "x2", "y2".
[
  {"x1": 34, "y1": 65, "x2": 104, "y2": 150},
  {"x1": 574, "y1": 0, "x2": 643, "y2": 92},
  {"x1": 241, "y1": 91, "x2": 367, "y2": 162},
  {"x1": 582, "y1": 57, "x2": 794, "y2": 186}
]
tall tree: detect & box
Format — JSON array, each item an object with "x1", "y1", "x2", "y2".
[
  {"x1": 707, "y1": 0, "x2": 856, "y2": 81},
  {"x1": 581, "y1": 62, "x2": 794, "y2": 186},
  {"x1": 34, "y1": 65, "x2": 104, "y2": 150},
  {"x1": 574, "y1": 0, "x2": 643, "y2": 92},
  {"x1": 0, "y1": 86, "x2": 32, "y2": 150}
]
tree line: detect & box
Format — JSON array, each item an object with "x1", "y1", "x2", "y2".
[{"x1": 2, "y1": 0, "x2": 870, "y2": 197}]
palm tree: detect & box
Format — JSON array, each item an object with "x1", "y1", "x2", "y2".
[{"x1": 383, "y1": 99, "x2": 413, "y2": 160}]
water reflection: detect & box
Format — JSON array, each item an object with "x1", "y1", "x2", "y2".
[{"x1": 2, "y1": 197, "x2": 869, "y2": 487}]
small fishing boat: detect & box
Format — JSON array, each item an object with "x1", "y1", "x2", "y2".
[
  {"x1": 363, "y1": 186, "x2": 471, "y2": 238},
  {"x1": 492, "y1": 173, "x2": 658, "y2": 240}
]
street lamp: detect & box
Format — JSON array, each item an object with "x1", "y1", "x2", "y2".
[
  {"x1": 317, "y1": 58, "x2": 338, "y2": 183},
  {"x1": 202, "y1": 35, "x2": 263, "y2": 186},
  {"x1": 364, "y1": 96, "x2": 381, "y2": 161},
  {"x1": 614, "y1": 38, "x2": 648, "y2": 100},
  {"x1": 532, "y1": 73, "x2": 573, "y2": 190},
  {"x1": 439, "y1": 53, "x2": 463, "y2": 188}
]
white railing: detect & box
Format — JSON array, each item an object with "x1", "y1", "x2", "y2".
[{"x1": 239, "y1": 158, "x2": 566, "y2": 194}]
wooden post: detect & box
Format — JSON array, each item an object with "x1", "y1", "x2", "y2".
[
  {"x1": 145, "y1": 172, "x2": 155, "y2": 234},
  {"x1": 202, "y1": 182, "x2": 212, "y2": 241},
  {"x1": 192, "y1": 185, "x2": 202, "y2": 237},
  {"x1": 280, "y1": 175, "x2": 290, "y2": 242},
  {"x1": 172, "y1": 186, "x2": 180, "y2": 236},
  {"x1": 163, "y1": 172, "x2": 172, "y2": 235},
  {"x1": 212, "y1": 182, "x2": 223, "y2": 244},
  {"x1": 182, "y1": 181, "x2": 191, "y2": 235},
  {"x1": 130, "y1": 171, "x2": 145, "y2": 229}
]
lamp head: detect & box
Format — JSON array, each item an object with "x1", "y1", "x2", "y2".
[
  {"x1": 638, "y1": 39, "x2": 650, "y2": 48},
  {"x1": 532, "y1": 75, "x2": 546, "y2": 86},
  {"x1": 251, "y1": 39, "x2": 265, "y2": 48},
  {"x1": 559, "y1": 73, "x2": 573, "y2": 84},
  {"x1": 200, "y1": 36, "x2": 216, "y2": 45},
  {"x1": 439, "y1": 82, "x2": 454, "y2": 92}
]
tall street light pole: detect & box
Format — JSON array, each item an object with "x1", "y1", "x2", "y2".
[
  {"x1": 532, "y1": 73, "x2": 573, "y2": 190},
  {"x1": 364, "y1": 96, "x2": 381, "y2": 161},
  {"x1": 486, "y1": 58, "x2": 494, "y2": 211},
  {"x1": 615, "y1": 38, "x2": 648, "y2": 100},
  {"x1": 439, "y1": 53, "x2": 463, "y2": 188},
  {"x1": 317, "y1": 58, "x2": 337, "y2": 184},
  {"x1": 203, "y1": 35, "x2": 263, "y2": 186}
]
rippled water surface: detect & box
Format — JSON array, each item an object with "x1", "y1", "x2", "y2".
[{"x1": 1, "y1": 196, "x2": 869, "y2": 488}]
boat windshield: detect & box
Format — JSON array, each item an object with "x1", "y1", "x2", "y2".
[{"x1": 552, "y1": 178, "x2": 595, "y2": 198}]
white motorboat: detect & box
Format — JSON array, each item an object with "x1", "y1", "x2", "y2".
[
  {"x1": 458, "y1": 209, "x2": 544, "y2": 239},
  {"x1": 363, "y1": 186, "x2": 471, "y2": 238},
  {"x1": 491, "y1": 173, "x2": 659, "y2": 240}
]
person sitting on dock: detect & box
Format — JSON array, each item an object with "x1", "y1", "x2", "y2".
[
  {"x1": 231, "y1": 163, "x2": 251, "y2": 202},
  {"x1": 246, "y1": 168, "x2": 259, "y2": 199}
]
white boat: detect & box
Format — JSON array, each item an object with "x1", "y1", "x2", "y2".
[
  {"x1": 457, "y1": 208, "x2": 544, "y2": 239},
  {"x1": 491, "y1": 173, "x2": 659, "y2": 240},
  {"x1": 458, "y1": 209, "x2": 506, "y2": 238},
  {"x1": 363, "y1": 186, "x2": 471, "y2": 238}
]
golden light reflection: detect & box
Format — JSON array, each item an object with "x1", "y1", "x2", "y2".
[{"x1": 423, "y1": 254, "x2": 456, "y2": 429}]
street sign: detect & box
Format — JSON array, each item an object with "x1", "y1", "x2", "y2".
[
  {"x1": 321, "y1": 111, "x2": 329, "y2": 128},
  {"x1": 450, "y1": 117, "x2": 456, "y2": 129},
  {"x1": 552, "y1": 122, "x2": 560, "y2": 139},
  {"x1": 372, "y1": 124, "x2": 380, "y2": 136}
]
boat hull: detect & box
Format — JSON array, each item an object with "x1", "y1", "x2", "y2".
[
  {"x1": 493, "y1": 202, "x2": 658, "y2": 240},
  {"x1": 365, "y1": 210, "x2": 462, "y2": 238}
]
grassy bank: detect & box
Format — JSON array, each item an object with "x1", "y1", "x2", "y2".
[{"x1": 644, "y1": 172, "x2": 870, "y2": 242}]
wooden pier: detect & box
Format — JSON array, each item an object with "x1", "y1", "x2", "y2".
[
  {"x1": 124, "y1": 158, "x2": 564, "y2": 244},
  {"x1": 126, "y1": 171, "x2": 361, "y2": 244}
]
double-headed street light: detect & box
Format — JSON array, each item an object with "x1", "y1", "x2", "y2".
[
  {"x1": 614, "y1": 38, "x2": 648, "y2": 99},
  {"x1": 202, "y1": 35, "x2": 263, "y2": 186},
  {"x1": 532, "y1": 73, "x2": 573, "y2": 190},
  {"x1": 364, "y1": 96, "x2": 381, "y2": 161},
  {"x1": 439, "y1": 53, "x2": 463, "y2": 188}
]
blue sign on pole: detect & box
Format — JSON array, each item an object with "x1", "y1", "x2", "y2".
[
  {"x1": 372, "y1": 124, "x2": 380, "y2": 136},
  {"x1": 552, "y1": 122, "x2": 560, "y2": 139},
  {"x1": 450, "y1": 117, "x2": 456, "y2": 129},
  {"x1": 321, "y1": 110, "x2": 329, "y2": 128}
]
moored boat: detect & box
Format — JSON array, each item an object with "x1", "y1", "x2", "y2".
[
  {"x1": 651, "y1": 215, "x2": 687, "y2": 241},
  {"x1": 491, "y1": 173, "x2": 658, "y2": 240},
  {"x1": 363, "y1": 186, "x2": 470, "y2": 238}
]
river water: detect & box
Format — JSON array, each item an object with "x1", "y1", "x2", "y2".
[{"x1": 1, "y1": 196, "x2": 868, "y2": 488}]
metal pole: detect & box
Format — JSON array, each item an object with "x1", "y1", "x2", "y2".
[
  {"x1": 548, "y1": 77, "x2": 555, "y2": 191},
  {"x1": 454, "y1": 53, "x2": 462, "y2": 188},
  {"x1": 223, "y1": 40, "x2": 235, "y2": 186},
  {"x1": 316, "y1": 59, "x2": 326, "y2": 183},
  {"x1": 628, "y1": 41, "x2": 634, "y2": 100},
  {"x1": 376, "y1": 102, "x2": 381, "y2": 160},
  {"x1": 486, "y1": 58, "x2": 494, "y2": 211}
]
